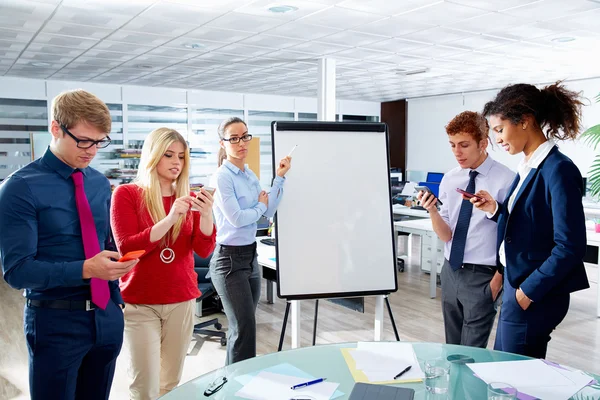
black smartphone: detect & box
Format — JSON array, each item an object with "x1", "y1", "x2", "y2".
[{"x1": 415, "y1": 185, "x2": 443, "y2": 206}]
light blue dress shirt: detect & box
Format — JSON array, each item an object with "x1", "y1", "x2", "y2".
[
  {"x1": 210, "y1": 160, "x2": 285, "y2": 246},
  {"x1": 438, "y1": 154, "x2": 516, "y2": 266}
]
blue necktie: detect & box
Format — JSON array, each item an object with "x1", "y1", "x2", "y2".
[{"x1": 449, "y1": 170, "x2": 479, "y2": 271}]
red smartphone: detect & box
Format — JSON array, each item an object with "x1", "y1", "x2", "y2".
[
  {"x1": 456, "y1": 188, "x2": 482, "y2": 201},
  {"x1": 118, "y1": 250, "x2": 145, "y2": 262}
]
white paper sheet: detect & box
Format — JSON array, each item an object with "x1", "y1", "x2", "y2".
[
  {"x1": 468, "y1": 360, "x2": 593, "y2": 400},
  {"x1": 234, "y1": 371, "x2": 339, "y2": 400},
  {"x1": 352, "y1": 342, "x2": 425, "y2": 382}
]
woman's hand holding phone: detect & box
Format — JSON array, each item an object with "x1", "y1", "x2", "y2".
[
  {"x1": 470, "y1": 190, "x2": 497, "y2": 214},
  {"x1": 191, "y1": 187, "x2": 215, "y2": 217}
]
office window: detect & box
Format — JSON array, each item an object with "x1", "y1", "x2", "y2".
[
  {"x1": 340, "y1": 114, "x2": 379, "y2": 122},
  {"x1": 106, "y1": 104, "x2": 188, "y2": 185},
  {"x1": 0, "y1": 98, "x2": 47, "y2": 180},
  {"x1": 189, "y1": 108, "x2": 244, "y2": 184},
  {"x1": 297, "y1": 113, "x2": 341, "y2": 121},
  {"x1": 247, "y1": 110, "x2": 294, "y2": 187},
  {"x1": 91, "y1": 103, "x2": 123, "y2": 178}
]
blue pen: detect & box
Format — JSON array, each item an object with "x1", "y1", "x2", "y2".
[{"x1": 290, "y1": 377, "x2": 327, "y2": 390}]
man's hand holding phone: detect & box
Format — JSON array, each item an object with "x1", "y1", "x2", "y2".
[{"x1": 417, "y1": 190, "x2": 440, "y2": 213}]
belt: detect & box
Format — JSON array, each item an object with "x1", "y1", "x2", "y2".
[
  {"x1": 460, "y1": 263, "x2": 496, "y2": 275},
  {"x1": 27, "y1": 299, "x2": 96, "y2": 311}
]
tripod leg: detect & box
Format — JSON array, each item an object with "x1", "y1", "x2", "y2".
[
  {"x1": 278, "y1": 301, "x2": 291, "y2": 351},
  {"x1": 312, "y1": 300, "x2": 319, "y2": 346},
  {"x1": 385, "y1": 296, "x2": 400, "y2": 341}
]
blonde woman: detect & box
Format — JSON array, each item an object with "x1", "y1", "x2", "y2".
[{"x1": 110, "y1": 128, "x2": 216, "y2": 400}]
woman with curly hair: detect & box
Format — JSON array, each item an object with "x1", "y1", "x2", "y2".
[{"x1": 472, "y1": 82, "x2": 589, "y2": 358}]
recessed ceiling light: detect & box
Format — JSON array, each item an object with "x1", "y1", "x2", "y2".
[
  {"x1": 551, "y1": 37, "x2": 576, "y2": 43},
  {"x1": 268, "y1": 5, "x2": 298, "y2": 13},
  {"x1": 135, "y1": 64, "x2": 154, "y2": 69},
  {"x1": 30, "y1": 62, "x2": 51, "y2": 67},
  {"x1": 183, "y1": 43, "x2": 205, "y2": 49}
]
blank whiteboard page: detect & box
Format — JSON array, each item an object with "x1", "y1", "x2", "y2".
[{"x1": 272, "y1": 122, "x2": 397, "y2": 300}]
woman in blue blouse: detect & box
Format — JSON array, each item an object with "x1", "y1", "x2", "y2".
[{"x1": 210, "y1": 116, "x2": 291, "y2": 364}]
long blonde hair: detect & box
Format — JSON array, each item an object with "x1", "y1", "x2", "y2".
[{"x1": 134, "y1": 127, "x2": 190, "y2": 243}]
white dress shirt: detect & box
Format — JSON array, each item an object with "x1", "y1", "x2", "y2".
[
  {"x1": 439, "y1": 154, "x2": 516, "y2": 266},
  {"x1": 495, "y1": 140, "x2": 556, "y2": 267}
]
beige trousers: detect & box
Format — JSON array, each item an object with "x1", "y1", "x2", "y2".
[{"x1": 123, "y1": 299, "x2": 195, "y2": 400}]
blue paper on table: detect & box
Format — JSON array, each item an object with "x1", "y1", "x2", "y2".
[{"x1": 234, "y1": 363, "x2": 344, "y2": 399}]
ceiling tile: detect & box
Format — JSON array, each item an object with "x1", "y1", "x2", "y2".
[
  {"x1": 445, "y1": 34, "x2": 514, "y2": 50},
  {"x1": 212, "y1": 43, "x2": 276, "y2": 57},
  {"x1": 59, "y1": 0, "x2": 153, "y2": 15},
  {"x1": 353, "y1": 15, "x2": 435, "y2": 37},
  {"x1": 336, "y1": 0, "x2": 444, "y2": 16},
  {"x1": 51, "y1": 6, "x2": 133, "y2": 29},
  {"x1": 120, "y1": 18, "x2": 198, "y2": 37},
  {"x1": 402, "y1": 27, "x2": 475, "y2": 44},
  {"x1": 41, "y1": 22, "x2": 115, "y2": 39},
  {"x1": 287, "y1": 41, "x2": 351, "y2": 55},
  {"x1": 448, "y1": 0, "x2": 540, "y2": 12},
  {"x1": 298, "y1": 6, "x2": 384, "y2": 29},
  {"x1": 399, "y1": 1, "x2": 488, "y2": 25},
  {"x1": 238, "y1": 34, "x2": 306, "y2": 49},
  {"x1": 81, "y1": 49, "x2": 139, "y2": 61},
  {"x1": 265, "y1": 21, "x2": 342, "y2": 40},
  {"x1": 205, "y1": 12, "x2": 287, "y2": 33},
  {"x1": 162, "y1": 37, "x2": 227, "y2": 52},
  {"x1": 93, "y1": 40, "x2": 154, "y2": 55},
  {"x1": 144, "y1": 47, "x2": 198, "y2": 59},
  {"x1": 0, "y1": 28, "x2": 36, "y2": 43},
  {"x1": 235, "y1": 0, "x2": 332, "y2": 19},
  {"x1": 448, "y1": 11, "x2": 534, "y2": 34},
  {"x1": 503, "y1": 0, "x2": 600, "y2": 21},
  {"x1": 548, "y1": 8, "x2": 600, "y2": 33},
  {"x1": 31, "y1": 33, "x2": 99, "y2": 49},
  {"x1": 319, "y1": 30, "x2": 390, "y2": 47},
  {"x1": 25, "y1": 43, "x2": 88, "y2": 56},
  {"x1": 106, "y1": 31, "x2": 173, "y2": 46},
  {"x1": 138, "y1": 3, "x2": 224, "y2": 25}
]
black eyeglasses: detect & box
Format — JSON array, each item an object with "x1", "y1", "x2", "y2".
[
  {"x1": 60, "y1": 123, "x2": 111, "y2": 149},
  {"x1": 222, "y1": 134, "x2": 252, "y2": 145}
]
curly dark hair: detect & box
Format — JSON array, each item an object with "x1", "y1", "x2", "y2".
[
  {"x1": 445, "y1": 111, "x2": 490, "y2": 143},
  {"x1": 482, "y1": 81, "x2": 584, "y2": 140}
]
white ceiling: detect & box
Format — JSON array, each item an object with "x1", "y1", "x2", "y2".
[{"x1": 1, "y1": 0, "x2": 600, "y2": 102}]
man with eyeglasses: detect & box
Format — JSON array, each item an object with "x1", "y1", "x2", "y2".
[{"x1": 0, "y1": 89, "x2": 138, "y2": 400}]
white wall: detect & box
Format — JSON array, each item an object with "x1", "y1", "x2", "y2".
[{"x1": 407, "y1": 77, "x2": 600, "y2": 177}]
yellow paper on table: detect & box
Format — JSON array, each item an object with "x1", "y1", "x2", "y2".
[{"x1": 340, "y1": 348, "x2": 423, "y2": 385}]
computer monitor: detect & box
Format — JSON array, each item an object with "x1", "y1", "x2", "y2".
[{"x1": 426, "y1": 172, "x2": 444, "y2": 184}]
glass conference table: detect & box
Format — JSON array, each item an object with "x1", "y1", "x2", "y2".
[{"x1": 160, "y1": 342, "x2": 600, "y2": 399}]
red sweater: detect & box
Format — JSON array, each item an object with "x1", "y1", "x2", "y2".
[{"x1": 110, "y1": 184, "x2": 216, "y2": 305}]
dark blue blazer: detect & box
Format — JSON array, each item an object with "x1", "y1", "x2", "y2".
[{"x1": 493, "y1": 146, "x2": 589, "y2": 302}]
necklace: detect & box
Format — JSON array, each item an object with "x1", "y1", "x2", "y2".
[{"x1": 160, "y1": 195, "x2": 175, "y2": 264}]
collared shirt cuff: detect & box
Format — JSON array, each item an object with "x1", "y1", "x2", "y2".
[
  {"x1": 486, "y1": 202, "x2": 499, "y2": 219},
  {"x1": 256, "y1": 203, "x2": 267, "y2": 214},
  {"x1": 65, "y1": 261, "x2": 87, "y2": 286},
  {"x1": 273, "y1": 175, "x2": 285, "y2": 186}
]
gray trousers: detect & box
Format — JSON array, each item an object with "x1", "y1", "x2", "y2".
[
  {"x1": 209, "y1": 243, "x2": 261, "y2": 365},
  {"x1": 440, "y1": 259, "x2": 498, "y2": 348}
]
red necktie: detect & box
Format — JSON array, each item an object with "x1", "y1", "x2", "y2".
[{"x1": 71, "y1": 171, "x2": 110, "y2": 310}]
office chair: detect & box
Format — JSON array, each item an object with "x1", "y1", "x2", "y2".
[{"x1": 193, "y1": 253, "x2": 227, "y2": 347}]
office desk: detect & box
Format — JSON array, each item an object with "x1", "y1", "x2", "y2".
[
  {"x1": 160, "y1": 342, "x2": 600, "y2": 399},
  {"x1": 255, "y1": 238, "x2": 387, "y2": 349},
  {"x1": 394, "y1": 219, "x2": 443, "y2": 299},
  {"x1": 392, "y1": 204, "x2": 429, "y2": 220}
]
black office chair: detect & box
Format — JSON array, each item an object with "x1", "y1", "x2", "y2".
[{"x1": 193, "y1": 253, "x2": 227, "y2": 347}]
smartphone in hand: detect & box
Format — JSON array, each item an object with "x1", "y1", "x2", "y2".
[
  {"x1": 456, "y1": 188, "x2": 483, "y2": 201},
  {"x1": 118, "y1": 250, "x2": 145, "y2": 262},
  {"x1": 415, "y1": 185, "x2": 443, "y2": 206}
]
